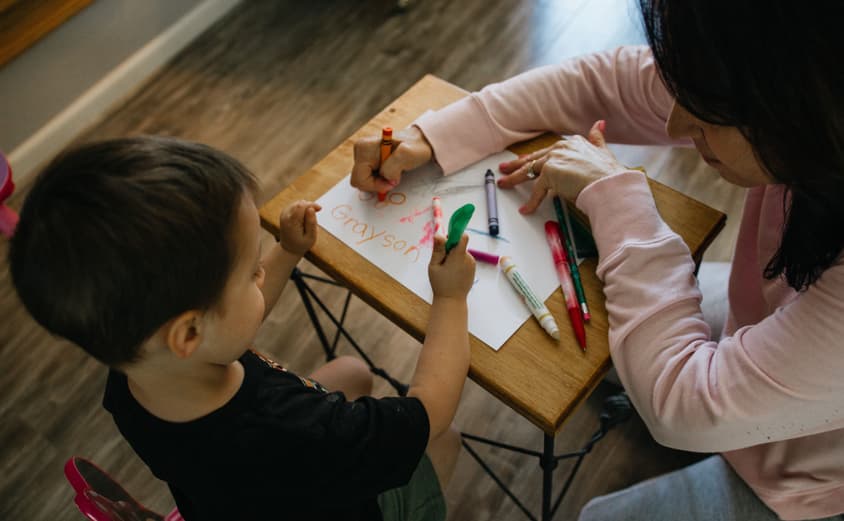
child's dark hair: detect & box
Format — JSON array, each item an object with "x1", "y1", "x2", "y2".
[
  {"x1": 640, "y1": 0, "x2": 844, "y2": 291},
  {"x1": 9, "y1": 136, "x2": 259, "y2": 366}
]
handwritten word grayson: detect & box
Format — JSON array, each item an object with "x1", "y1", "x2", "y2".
[{"x1": 331, "y1": 204, "x2": 422, "y2": 263}]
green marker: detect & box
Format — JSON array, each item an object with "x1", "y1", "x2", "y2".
[
  {"x1": 445, "y1": 203, "x2": 475, "y2": 253},
  {"x1": 553, "y1": 197, "x2": 591, "y2": 321},
  {"x1": 569, "y1": 211, "x2": 597, "y2": 258}
]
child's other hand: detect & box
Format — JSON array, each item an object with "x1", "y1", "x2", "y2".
[
  {"x1": 428, "y1": 234, "x2": 475, "y2": 299},
  {"x1": 278, "y1": 200, "x2": 321, "y2": 255}
]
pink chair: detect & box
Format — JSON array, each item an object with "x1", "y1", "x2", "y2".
[
  {"x1": 64, "y1": 457, "x2": 183, "y2": 521},
  {"x1": 0, "y1": 151, "x2": 18, "y2": 238}
]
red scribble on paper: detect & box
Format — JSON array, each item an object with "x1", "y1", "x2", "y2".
[
  {"x1": 399, "y1": 205, "x2": 432, "y2": 224},
  {"x1": 419, "y1": 220, "x2": 435, "y2": 247}
]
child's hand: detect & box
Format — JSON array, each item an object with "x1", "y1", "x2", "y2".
[
  {"x1": 428, "y1": 234, "x2": 475, "y2": 299},
  {"x1": 278, "y1": 200, "x2": 321, "y2": 255}
]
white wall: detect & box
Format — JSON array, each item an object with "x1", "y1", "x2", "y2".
[{"x1": 0, "y1": 0, "x2": 240, "y2": 182}]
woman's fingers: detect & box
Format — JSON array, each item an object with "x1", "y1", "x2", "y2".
[
  {"x1": 519, "y1": 178, "x2": 551, "y2": 215},
  {"x1": 498, "y1": 146, "x2": 552, "y2": 175},
  {"x1": 498, "y1": 124, "x2": 614, "y2": 212},
  {"x1": 587, "y1": 120, "x2": 607, "y2": 148},
  {"x1": 497, "y1": 155, "x2": 550, "y2": 189}
]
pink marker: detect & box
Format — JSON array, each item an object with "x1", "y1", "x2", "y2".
[
  {"x1": 468, "y1": 249, "x2": 500, "y2": 265},
  {"x1": 432, "y1": 196, "x2": 444, "y2": 236},
  {"x1": 544, "y1": 221, "x2": 586, "y2": 351}
]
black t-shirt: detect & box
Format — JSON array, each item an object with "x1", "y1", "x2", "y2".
[{"x1": 103, "y1": 350, "x2": 430, "y2": 520}]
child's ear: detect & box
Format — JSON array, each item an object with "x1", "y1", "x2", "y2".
[{"x1": 164, "y1": 311, "x2": 203, "y2": 359}]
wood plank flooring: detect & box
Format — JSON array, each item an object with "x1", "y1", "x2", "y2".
[{"x1": 0, "y1": 1, "x2": 745, "y2": 519}]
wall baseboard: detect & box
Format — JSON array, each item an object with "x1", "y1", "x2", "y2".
[{"x1": 8, "y1": 0, "x2": 241, "y2": 185}]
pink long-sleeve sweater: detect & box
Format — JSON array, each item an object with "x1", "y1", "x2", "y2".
[{"x1": 414, "y1": 46, "x2": 844, "y2": 520}]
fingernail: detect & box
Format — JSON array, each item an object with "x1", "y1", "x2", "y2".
[
  {"x1": 519, "y1": 154, "x2": 528, "y2": 159},
  {"x1": 498, "y1": 162, "x2": 509, "y2": 170},
  {"x1": 518, "y1": 206, "x2": 527, "y2": 214},
  {"x1": 388, "y1": 180, "x2": 399, "y2": 187},
  {"x1": 598, "y1": 120, "x2": 606, "y2": 133}
]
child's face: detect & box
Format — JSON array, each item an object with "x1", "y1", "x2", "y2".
[{"x1": 199, "y1": 193, "x2": 266, "y2": 363}]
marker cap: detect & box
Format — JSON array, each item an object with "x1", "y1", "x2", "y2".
[{"x1": 540, "y1": 315, "x2": 560, "y2": 340}]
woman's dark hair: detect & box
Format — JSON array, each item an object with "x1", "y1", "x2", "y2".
[
  {"x1": 640, "y1": 0, "x2": 844, "y2": 290},
  {"x1": 9, "y1": 136, "x2": 259, "y2": 366}
]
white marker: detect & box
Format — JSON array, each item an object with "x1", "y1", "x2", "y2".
[{"x1": 499, "y1": 256, "x2": 560, "y2": 341}]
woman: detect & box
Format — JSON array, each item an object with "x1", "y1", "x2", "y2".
[{"x1": 351, "y1": 2, "x2": 844, "y2": 520}]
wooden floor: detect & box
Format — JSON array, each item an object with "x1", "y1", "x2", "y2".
[{"x1": 0, "y1": 1, "x2": 746, "y2": 519}]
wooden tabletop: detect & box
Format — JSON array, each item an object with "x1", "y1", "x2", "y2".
[{"x1": 260, "y1": 74, "x2": 726, "y2": 435}]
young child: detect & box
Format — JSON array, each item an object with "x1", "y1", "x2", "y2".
[{"x1": 9, "y1": 136, "x2": 476, "y2": 520}]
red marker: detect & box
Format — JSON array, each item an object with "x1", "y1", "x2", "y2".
[
  {"x1": 378, "y1": 127, "x2": 393, "y2": 202},
  {"x1": 544, "y1": 221, "x2": 586, "y2": 351}
]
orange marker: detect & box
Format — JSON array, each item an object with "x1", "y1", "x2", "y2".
[{"x1": 378, "y1": 127, "x2": 393, "y2": 202}]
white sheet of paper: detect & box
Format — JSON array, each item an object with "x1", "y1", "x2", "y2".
[{"x1": 316, "y1": 151, "x2": 561, "y2": 350}]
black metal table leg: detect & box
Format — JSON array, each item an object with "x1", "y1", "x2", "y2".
[
  {"x1": 541, "y1": 434, "x2": 557, "y2": 520},
  {"x1": 291, "y1": 268, "x2": 336, "y2": 360},
  {"x1": 461, "y1": 392, "x2": 634, "y2": 521},
  {"x1": 290, "y1": 267, "x2": 409, "y2": 396}
]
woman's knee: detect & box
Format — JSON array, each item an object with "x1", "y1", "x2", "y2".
[{"x1": 578, "y1": 493, "x2": 624, "y2": 521}]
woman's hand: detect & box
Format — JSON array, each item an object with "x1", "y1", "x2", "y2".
[
  {"x1": 278, "y1": 200, "x2": 321, "y2": 256},
  {"x1": 497, "y1": 120, "x2": 624, "y2": 213},
  {"x1": 350, "y1": 126, "x2": 433, "y2": 192}
]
